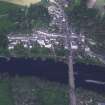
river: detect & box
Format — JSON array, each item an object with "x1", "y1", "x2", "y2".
[{"x1": 0, "y1": 57, "x2": 105, "y2": 93}]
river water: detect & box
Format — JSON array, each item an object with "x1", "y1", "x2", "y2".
[{"x1": 0, "y1": 57, "x2": 105, "y2": 93}]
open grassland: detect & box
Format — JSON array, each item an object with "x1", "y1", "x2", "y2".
[{"x1": 0, "y1": 0, "x2": 41, "y2": 6}]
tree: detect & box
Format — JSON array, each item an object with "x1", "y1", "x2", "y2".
[
  {"x1": 0, "y1": 30, "x2": 9, "y2": 56},
  {"x1": 41, "y1": 0, "x2": 49, "y2": 6},
  {"x1": 0, "y1": 31, "x2": 8, "y2": 48},
  {"x1": 28, "y1": 4, "x2": 51, "y2": 28},
  {"x1": 13, "y1": 43, "x2": 29, "y2": 57}
]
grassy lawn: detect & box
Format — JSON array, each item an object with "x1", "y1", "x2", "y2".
[{"x1": 0, "y1": 80, "x2": 13, "y2": 105}]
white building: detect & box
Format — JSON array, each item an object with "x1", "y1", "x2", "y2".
[
  {"x1": 87, "y1": 0, "x2": 96, "y2": 8},
  {"x1": 85, "y1": 46, "x2": 90, "y2": 52},
  {"x1": 71, "y1": 41, "x2": 78, "y2": 50}
]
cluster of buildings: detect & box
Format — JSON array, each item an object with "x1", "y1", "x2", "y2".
[
  {"x1": 8, "y1": 30, "x2": 88, "y2": 52},
  {"x1": 7, "y1": 31, "x2": 62, "y2": 50},
  {"x1": 48, "y1": 1, "x2": 91, "y2": 52}
]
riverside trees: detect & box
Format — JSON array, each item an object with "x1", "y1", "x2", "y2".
[{"x1": 0, "y1": 30, "x2": 9, "y2": 56}]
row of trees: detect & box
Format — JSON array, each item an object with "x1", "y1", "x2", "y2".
[
  {"x1": 0, "y1": 30, "x2": 9, "y2": 56},
  {"x1": 9, "y1": 42, "x2": 68, "y2": 59}
]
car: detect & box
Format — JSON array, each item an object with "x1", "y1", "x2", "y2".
[{"x1": 71, "y1": 41, "x2": 78, "y2": 50}]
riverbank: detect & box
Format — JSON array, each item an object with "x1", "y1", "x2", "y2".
[{"x1": 0, "y1": 57, "x2": 105, "y2": 93}]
